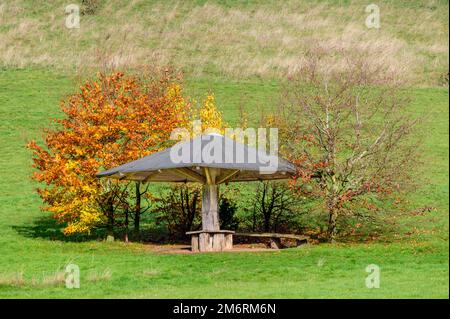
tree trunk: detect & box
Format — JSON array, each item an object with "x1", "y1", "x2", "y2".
[
  {"x1": 326, "y1": 184, "x2": 339, "y2": 243},
  {"x1": 186, "y1": 192, "x2": 198, "y2": 233},
  {"x1": 263, "y1": 214, "x2": 270, "y2": 232},
  {"x1": 201, "y1": 184, "x2": 219, "y2": 231},
  {"x1": 327, "y1": 208, "x2": 338, "y2": 243},
  {"x1": 252, "y1": 209, "x2": 257, "y2": 232},
  {"x1": 124, "y1": 209, "x2": 129, "y2": 243},
  {"x1": 106, "y1": 201, "x2": 115, "y2": 242},
  {"x1": 134, "y1": 182, "x2": 141, "y2": 238}
]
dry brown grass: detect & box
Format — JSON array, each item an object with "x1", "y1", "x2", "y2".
[
  {"x1": 0, "y1": 268, "x2": 112, "y2": 288},
  {"x1": 86, "y1": 268, "x2": 112, "y2": 282},
  {"x1": 0, "y1": 0, "x2": 448, "y2": 85},
  {"x1": 0, "y1": 270, "x2": 66, "y2": 287},
  {"x1": 38, "y1": 271, "x2": 66, "y2": 287},
  {"x1": 0, "y1": 272, "x2": 25, "y2": 287},
  {"x1": 142, "y1": 269, "x2": 160, "y2": 277}
]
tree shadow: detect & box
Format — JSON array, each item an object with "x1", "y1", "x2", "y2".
[
  {"x1": 12, "y1": 215, "x2": 106, "y2": 242},
  {"x1": 13, "y1": 215, "x2": 192, "y2": 244}
]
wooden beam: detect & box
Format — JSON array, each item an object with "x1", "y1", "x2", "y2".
[
  {"x1": 235, "y1": 232, "x2": 309, "y2": 241},
  {"x1": 216, "y1": 169, "x2": 240, "y2": 184},
  {"x1": 204, "y1": 167, "x2": 212, "y2": 184},
  {"x1": 119, "y1": 172, "x2": 140, "y2": 181},
  {"x1": 204, "y1": 167, "x2": 219, "y2": 184},
  {"x1": 171, "y1": 168, "x2": 206, "y2": 184},
  {"x1": 142, "y1": 171, "x2": 159, "y2": 183},
  {"x1": 130, "y1": 172, "x2": 157, "y2": 182}
]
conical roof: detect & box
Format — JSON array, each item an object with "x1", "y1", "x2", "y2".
[{"x1": 96, "y1": 134, "x2": 296, "y2": 183}]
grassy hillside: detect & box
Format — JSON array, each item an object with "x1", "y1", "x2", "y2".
[
  {"x1": 0, "y1": 68, "x2": 448, "y2": 297},
  {"x1": 0, "y1": 0, "x2": 448, "y2": 85}
]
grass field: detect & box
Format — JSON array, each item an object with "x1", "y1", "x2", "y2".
[
  {"x1": 0, "y1": 0, "x2": 448, "y2": 298},
  {"x1": 0, "y1": 68, "x2": 448, "y2": 298}
]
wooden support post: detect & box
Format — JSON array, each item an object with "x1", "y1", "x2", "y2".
[
  {"x1": 191, "y1": 234, "x2": 199, "y2": 252},
  {"x1": 269, "y1": 238, "x2": 283, "y2": 249},
  {"x1": 202, "y1": 168, "x2": 219, "y2": 232},
  {"x1": 192, "y1": 167, "x2": 235, "y2": 252},
  {"x1": 199, "y1": 232, "x2": 213, "y2": 252},
  {"x1": 213, "y1": 233, "x2": 225, "y2": 251},
  {"x1": 201, "y1": 184, "x2": 219, "y2": 231},
  {"x1": 224, "y1": 233, "x2": 233, "y2": 250}
]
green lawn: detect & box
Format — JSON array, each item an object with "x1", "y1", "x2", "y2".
[{"x1": 0, "y1": 68, "x2": 448, "y2": 298}]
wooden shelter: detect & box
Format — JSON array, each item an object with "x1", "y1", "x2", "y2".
[{"x1": 96, "y1": 133, "x2": 296, "y2": 252}]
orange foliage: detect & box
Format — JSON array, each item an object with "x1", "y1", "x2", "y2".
[{"x1": 28, "y1": 72, "x2": 190, "y2": 234}]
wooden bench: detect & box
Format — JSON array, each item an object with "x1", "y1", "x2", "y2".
[
  {"x1": 186, "y1": 230, "x2": 234, "y2": 252},
  {"x1": 235, "y1": 232, "x2": 309, "y2": 249}
]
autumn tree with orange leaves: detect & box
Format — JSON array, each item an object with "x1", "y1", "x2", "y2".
[{"x1": 28, "y1": 71, "x2": 190, "y2": 238}]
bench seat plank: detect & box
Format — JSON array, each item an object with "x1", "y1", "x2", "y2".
[
  {"x1": 235, "y1": 232, "x2": 309, "y2": 241},
  {"x1": 186, "y1": 230, "x2": 235, "y2": 235}
]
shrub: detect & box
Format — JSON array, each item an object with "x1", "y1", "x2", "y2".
[
  {"x1": 273, "y1": 51, "x2": 418, "y2": 242},
  {"x1": 154, "y1": 184, "x2": 202, "y2": 239},
  {"x1": 81, "y1": 0, "x2": 102, "y2": 15},
  {"x1": 218, "y1": 197, "x2": 239, "y2": 230},
  {"x1": 241, "y1": 181, "x2": 306, "y2": 233},
  {"x1": 439, "y1": 71, "x2": 449, "y2": 87}
]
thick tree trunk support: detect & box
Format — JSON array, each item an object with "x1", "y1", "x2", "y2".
[
  {"x1": 186, "y1": 168, "x2": 236, "y2": 252},
  {"x1": 201, "y1": 184, "x2": 219, "y2": 231}
]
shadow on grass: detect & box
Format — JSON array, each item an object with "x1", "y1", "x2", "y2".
[
  {"x1": 12, "y1": 215, "x2": 106, "y2": 242},
  {"x1": 12, "y1": 215, "x2": 188, "y2": 244}
]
